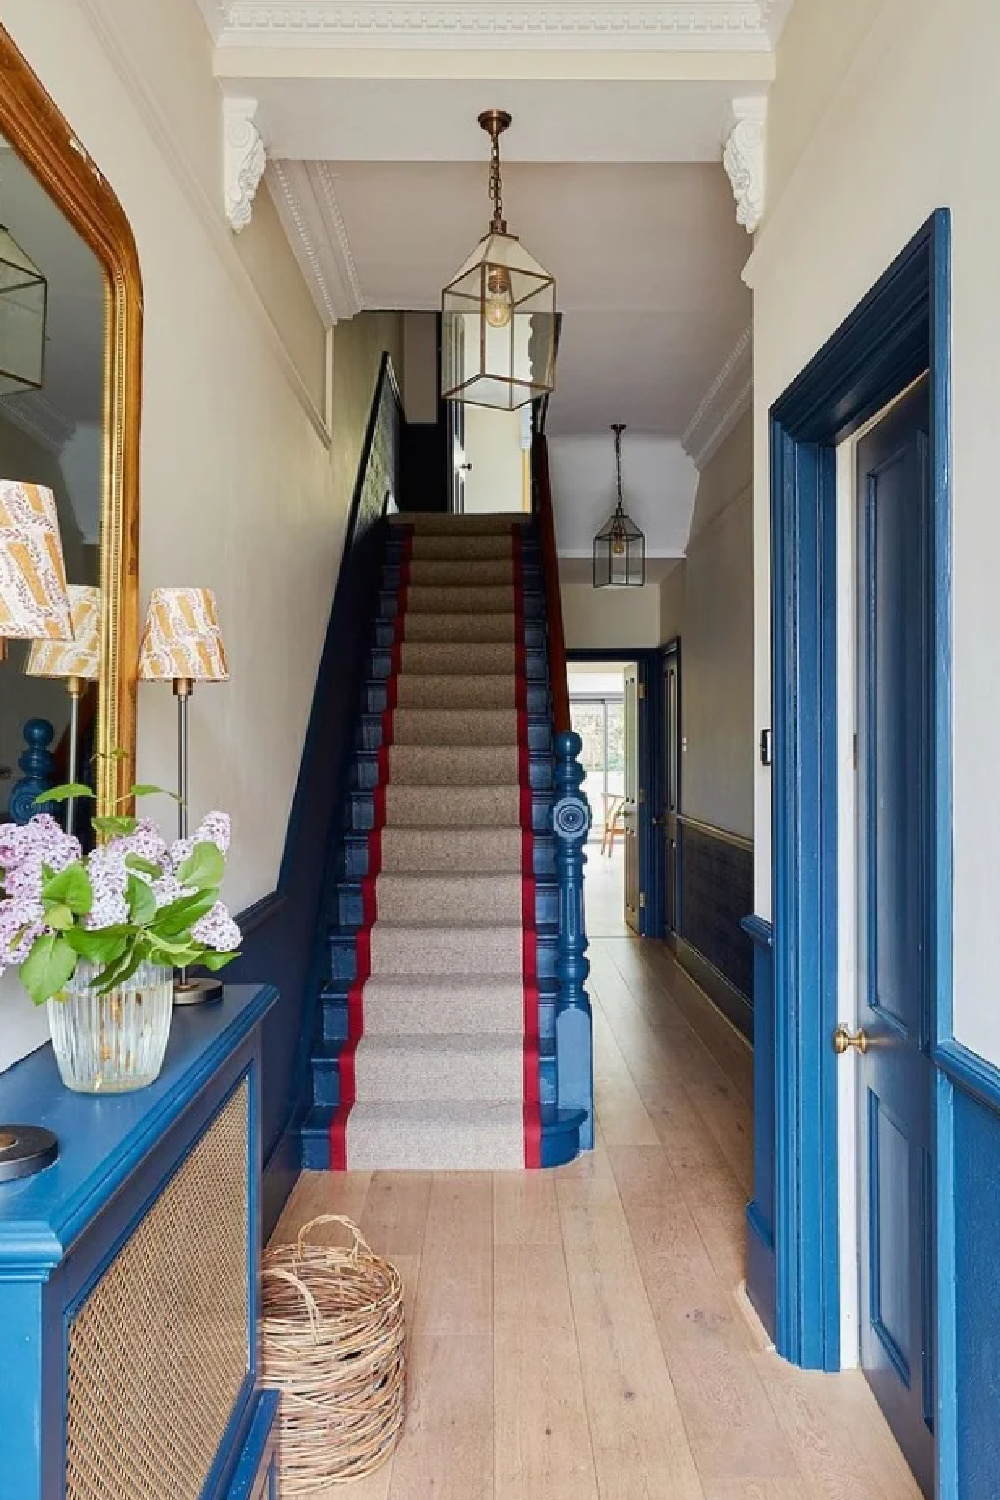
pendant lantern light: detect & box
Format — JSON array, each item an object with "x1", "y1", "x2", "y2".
[
  {"x1": 593, "y1": 424, "x2": 646, "y2": 588},
  {"x1": 0, "y1": 221, "x2": 46, "y2": 397},
  {"x1": 441, "y1": 110, "x2": 557, "y2": 410}
]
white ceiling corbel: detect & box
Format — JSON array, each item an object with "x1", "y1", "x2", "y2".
[
  {"x1": 224, "y1": 96, "x2": 266, "y2": 233},
  {"x1": 723, "y1": 96, "x2": 766, "y2": 235}
]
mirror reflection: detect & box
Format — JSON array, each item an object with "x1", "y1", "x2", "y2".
[{"x1": 0, "y1": 130, "x2": 104, "y2": 838}]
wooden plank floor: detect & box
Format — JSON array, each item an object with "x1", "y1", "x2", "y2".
[{"x1": 270, "y1": 861, "x2": 922, "y2": 1500}]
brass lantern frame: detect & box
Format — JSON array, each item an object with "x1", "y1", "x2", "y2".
[
  {"x1": 0, "y1": 24, "x2": 143, "y2": 815},
  {"x1": 441, "y1": 109, "x2": 557, "y2": 410}
]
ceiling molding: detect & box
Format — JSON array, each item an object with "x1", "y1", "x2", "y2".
[
  {"x1": 266, "y1": 160, "x2": 364, "y2": 325},
  {"x1": 680, "y1": 325, "x2": 752, "y2": 470},
  {"x1": 200, "y1": 3, "x2": 781, "y2": 51},
  {"x1": 74, "y1": 0, "x2": 330, "y2": 444},
  {"x1": 0, "y1": 391, "x2": 75, "y2": 454}
]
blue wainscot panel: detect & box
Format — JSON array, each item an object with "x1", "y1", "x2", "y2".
[{"x1": 742, "y1": 913, "x2": 775, "y2": 1341}]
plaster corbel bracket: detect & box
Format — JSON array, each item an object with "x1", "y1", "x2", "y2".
[
  {"x1": 224, "y1": 96, "x2": 266, "y2": 233},
  {"x1": 723, "y1": 97, "x2": 767, "y2": 236}
]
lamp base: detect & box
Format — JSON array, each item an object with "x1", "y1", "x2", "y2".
[
  {"x1": 0, "y1": 1125, "x2": 58, "y2": 1183},
  {"x1": 173, "y1": 975, "x2": 224, "y2": 1006}
]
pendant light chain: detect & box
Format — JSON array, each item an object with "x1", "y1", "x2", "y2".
[
  {"x1": 489, "y1": 128, "x2": 505, "y2": 234},
  {"x1": 612, "y1": 422, "x2": 626, "y2": 511}
]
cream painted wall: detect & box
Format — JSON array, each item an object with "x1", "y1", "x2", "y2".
[
  {"x1": 0, "y1": 3, "x2": 401, "y2": 1068},
  {"x1": 561, "y1": 575, "x2": 661, "y2": 651},
  {"x1": 331, "y1": 312, "x2": 405, "y2": 518},
  {"x1": 658, "y1": 415, "x2": 754, "y2": 838},
  {"x1": 750, "y1": 0, "x2": 1000, "y2": 1062}
]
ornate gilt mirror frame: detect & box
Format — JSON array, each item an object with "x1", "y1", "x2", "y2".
[{"x1": 0, "y1": 24, "x2": 142, "y2": 815}]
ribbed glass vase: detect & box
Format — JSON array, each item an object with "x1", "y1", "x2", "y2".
[{"x1": 47, "y1": 961, "x2": 173, "y2": 1094}]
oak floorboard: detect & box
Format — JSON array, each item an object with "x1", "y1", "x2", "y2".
[
  {"x1": 493, "y1": 1166, "x2": 562, "y2": 1246},
  {"x1": 387, "y1": 1335, "x2": 495, "y2": 1500},
  {"x1": 494, "y1": 1243, "x2": 600, "y2": 1500},
  {"x1": 270, "y1": 1167, "x2": 372, "y2": 1242},
  {"x1": 413, "y1": 1173, "x2": 493, "y2": 1337},
  {"x1": 359, "y1": 1170, "x2": 433, "y2": 1256}
]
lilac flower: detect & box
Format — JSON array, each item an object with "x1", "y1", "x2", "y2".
[
  {"x1": 191, "y1": 900, "x2": 241, "y2": 954},
  {"x1": 114, "y1": 819, "x2": 169, "y2": 869},
  {"x1": 152, "y1": 873, "x2": 195, "y2": 910},
  {"x1": 195, "y1": 812, "x2": 231, "y2": 853},
  {"x1": 0, "y1": 896, "x2": 44, "y2": 966},
  {"x1": 84, "y1": 843, "x2": 129, "y2": 931}
]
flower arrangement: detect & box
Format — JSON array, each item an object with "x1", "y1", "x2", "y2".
[{"x1": 0, "y1": 782, "x2": 241, "y2": 1006}]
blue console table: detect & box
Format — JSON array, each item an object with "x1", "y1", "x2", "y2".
[{"x1": 0, "y1": 984, "x2": 280, "y2": 1500}]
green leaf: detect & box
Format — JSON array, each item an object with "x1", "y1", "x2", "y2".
[
  {"x1": 20, "y1": 933, "x2": 78, "y2": 1006},
  {"x1": 41, "y1": 862, "x2": 92, "y2": 916},
  {"x1": 176, "y1": 841, "x2": 224, "y2": 891},
  {"x1": 126, "y1": 874, "x2": 156, "y2": 927},
  {"x1": 125, "y1": 854, "x2": 163, "y2": 879},
  {"x1": 35, "y1": 782, "x2": 95, "y2": 806},
  {"x1": 93, "y1": 944, "x2": 144, "y2": 995},
  {"x1": 93, "y1": 815, "x2": 138, "y2": 838},
  {"x1": 201, "y1": 949, "x2": 238, "y2": 971},
  {"x1": 45, "y1": 904, "x2": 75, "y2": 932},
  {"x1": 128, "y1": 783, "x2": 180, "y2": 801},
  {"x1": 64, "y1": 927, "x2": 128, "y2": 965},
  {"x1": 151, "y1": 890, "x2": 217, "y2": 937}
]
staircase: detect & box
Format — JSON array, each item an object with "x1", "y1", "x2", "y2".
[{"x1": 301, "y1": 511, "x2": 586, "y2": 1172}]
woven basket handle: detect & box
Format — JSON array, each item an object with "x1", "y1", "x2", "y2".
[
  {"x1": 261, "y1": 1265, "x2": 323, "y2": 1340},
  {"x1": 295, "y1": 1214, "x2": 374, "y2": 1261}
]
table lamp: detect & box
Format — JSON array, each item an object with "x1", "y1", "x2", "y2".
[
  {"x1": 0, "y1": 479, "x2": 72, "y2": 1183},
  {"x1": 137, "y1": 586, "x2": 229, "y2": 1005},
  {"x1": 25, "y1": 584, "x2": 101, "y2": 836}
]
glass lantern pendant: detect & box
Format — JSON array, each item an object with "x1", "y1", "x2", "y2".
[
  {"x1": 594, "y1": 424, "x2": 646, "y2": 589},
  {"x1": 0, "y1": 224, "x2": 46, "y2": 397},
  {"x1": 441, "y1": 110, "x2": 556, "y2": 410}
]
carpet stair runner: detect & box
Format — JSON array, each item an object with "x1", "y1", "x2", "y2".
[{"x1": 300, "y1": 512, "x2": 582, "y2": 1172}]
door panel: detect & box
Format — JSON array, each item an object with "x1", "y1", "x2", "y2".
[
  {"x1": 623, "y1": 663, "x2": 639, "y2": 932},
  {"x1": 855, "y1": 378, "x2": 934, "y2": 1498},
  {"x1": 660, "y1": 644, "x2": 680, "y2": 945}
]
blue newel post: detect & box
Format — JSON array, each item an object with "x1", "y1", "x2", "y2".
[
  {"x1": 10, "y1": 718, "x2": 57, "y2": 824},
  {"x1": 552, "y1": 729, "x2": 594, "y2": 1149}
]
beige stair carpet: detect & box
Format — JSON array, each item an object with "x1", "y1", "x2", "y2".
[{"x1": 331, "y1": 514, "x2": 541, "y2": 1171}]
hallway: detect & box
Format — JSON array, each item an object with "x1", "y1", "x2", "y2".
[{"x1": 271, "y1": 934, "x2": 921, "y2": 1500}]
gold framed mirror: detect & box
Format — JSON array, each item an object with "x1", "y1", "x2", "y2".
[{"x1": 0, "y1": 24, "x2": 141, "y2": 816}]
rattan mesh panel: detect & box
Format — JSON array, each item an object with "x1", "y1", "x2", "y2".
[{"x1": 66, "y1": 1081, "x2": 250, "y2": 1500}]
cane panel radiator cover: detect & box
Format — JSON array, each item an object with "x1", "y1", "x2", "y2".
[{"x1": 65, "y1": 1079, "x2": 251, "y2": 1500}]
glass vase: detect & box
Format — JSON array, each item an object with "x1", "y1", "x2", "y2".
[{"x1": 47, "y1": 960, "x2": 174, "y2": 1094}]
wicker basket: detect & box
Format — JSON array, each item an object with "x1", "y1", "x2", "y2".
[{"x1": 261, "y1": 1215, "x2": 406, "y2": 1492}]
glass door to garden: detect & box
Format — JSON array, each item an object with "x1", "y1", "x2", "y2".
[{"x1": 570, "y1": 694, "x2": 625, "y2": 843}]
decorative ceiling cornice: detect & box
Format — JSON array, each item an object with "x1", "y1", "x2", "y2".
[
  {"x1": 723, "y1": 96, "x2": 766, "y2": 234},
  {"x1": 199, "y1": 2, "x2": 782, "y2": 50},
  {"x1": 266, "y1": 160, "x2": 364, "y2": 325},
  {"x1": 681, "y1": 325, "x2": 752, "y2": 471},
  {"x1": 0, "y1": 391, "x2": 75, "y2": 455}
]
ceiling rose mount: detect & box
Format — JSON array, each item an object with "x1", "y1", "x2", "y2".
[{"x1": 441, "y1": 108, "x2": 557, "y2": 411}]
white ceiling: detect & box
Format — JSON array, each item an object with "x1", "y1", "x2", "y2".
[
  {"x1": 548, "y1": 433, "x2": 697, "y2": 559},
  {"x1": 272, "y1": 158, "x2": 751, "y2": 437}
]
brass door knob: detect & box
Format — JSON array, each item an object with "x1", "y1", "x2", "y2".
[{"x1": 833, "y1": 1024, "x2": 869, "y2": 1055}]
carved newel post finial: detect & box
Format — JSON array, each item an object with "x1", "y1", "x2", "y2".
[
  {"x1": 552, "y1": 729, "x2": 594, "y2": 1149},
  {"x1": 10, "y1": 718, "x2": 56, "y2": 824}
]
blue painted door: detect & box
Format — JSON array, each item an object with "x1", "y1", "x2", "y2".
[{"x1": 855, "y1": 377, "x2": 934, "y2": 1497}]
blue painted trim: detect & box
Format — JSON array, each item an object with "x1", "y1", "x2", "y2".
[
  {"x1": 741, "y1": 913, "x2": 773, "y2": 948},
  {"x1": 933, "y1": 1039, "x2": 1000, "y2": 1120},
  {"x1": 768, "y1": 209, "x2": 952, "y2": 1377},
  {"x1": 222, "y1": 1389, "x2": 280, "y2": 1500}
]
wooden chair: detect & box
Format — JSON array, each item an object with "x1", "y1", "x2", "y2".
[{"x1": 601, "y1": 794, "x2": 626, "y2": 856}]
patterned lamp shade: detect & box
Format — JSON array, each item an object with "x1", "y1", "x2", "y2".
[
  {"x1": 138, "y1": 587, "x2": 229, "y2": 683},
  {"x1": 25, "y1": 585, "x2": 101, "y2": 680},
  {"x1": 0, "y1": 480, "x2": 72, "y2": 641}
]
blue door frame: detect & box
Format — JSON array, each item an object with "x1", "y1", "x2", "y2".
[{"x1": 766, "y1": 212, "x2": 952, "y2": 1383}]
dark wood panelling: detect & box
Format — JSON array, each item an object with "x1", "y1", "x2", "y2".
[{"x1": 677, "y1": 816, "x2": 754, "y2": 1037}]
